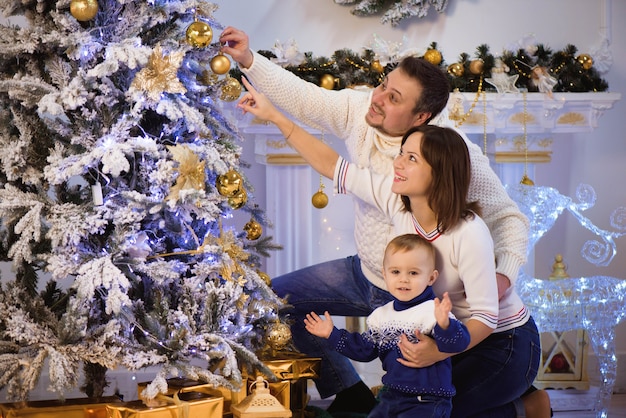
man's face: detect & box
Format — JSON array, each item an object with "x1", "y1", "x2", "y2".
[{"x1": 365, "y1": 68, "x2": 429, "y2": 137}]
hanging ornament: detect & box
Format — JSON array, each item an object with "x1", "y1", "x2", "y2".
[
  {"x1": 228, "y1": 188, "x2": 247, "y2": 209},
  {"x1": 520, "y1": 174, "x2": 535, "y2": 185},
  {"x1": 265, "y1": 321, "x2": 293, "y2": 352},
  {"x1": 185, "y1": 20, "x2": 213, "y2": 48},
  {"x1": 576, "y1": 53, "x2": 593, "y2": 70},
  {"x1": 319, "y1": 74, "x2": 336, "y2": 90},
  {"x1": 210, "y1": 53, "x2": 231, "y2": 75},
  {"x1": 243, "y1": 218, "x2": 263, "y2": 240},
  {"x1": 370, "y1": 60, "x2": 384, "y2": 73},
  {"x1": 220, "y1": 76, "x2": 242, "y2": 101},
  {"x1": 469, "y1": 59, "x2": 484, "y2": 75},
  {"x1": 423, "y1": 48, "x2": 442, "y2": 66},
  {"x1": 70, "y1": 0, "x2": 98, "y2": 21},
  {"x1": 312, "y1": 175, "x2": 328, "y2": 209},
  {"x1": 447, "y1": 62, "x2": 464, "y2": 77},
  {"x1": 216, "y1": 169, "x2": 243, "y2": 197}
]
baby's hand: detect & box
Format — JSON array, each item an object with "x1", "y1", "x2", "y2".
[
  {"x1": 304, "y1": 311, "x2": 334, "y2": 339},
  {"x1": 434, "y1": 292, "x2": 452, "y2": 330}
]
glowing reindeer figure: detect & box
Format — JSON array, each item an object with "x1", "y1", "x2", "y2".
[{"x1": 507, "y1": 183, "x2": 626, "y2": 418}]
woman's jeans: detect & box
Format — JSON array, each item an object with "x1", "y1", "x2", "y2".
[{"x1": 272, "y1": 255, "x2": 541, "y2": 418}]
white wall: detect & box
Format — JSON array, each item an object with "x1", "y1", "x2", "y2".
[{"x1": 215, "y1": 0, "x2": 626, "y2": 392}]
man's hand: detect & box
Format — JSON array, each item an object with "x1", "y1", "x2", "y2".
[
  {"x1": 496, "y1": 273, "x2": 511, "y2": 300},
  {"x1": 219, "y1": 26, "x2": 254, "y2": 68}
]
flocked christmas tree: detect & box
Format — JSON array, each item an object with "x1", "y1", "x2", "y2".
[{"x1": 0, "y1": 0, "x2": 287, "y2": 401}]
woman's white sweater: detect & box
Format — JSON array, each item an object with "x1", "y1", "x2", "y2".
[{"x1": 241, "y1": 52, "x2": 529, "y2": 288}]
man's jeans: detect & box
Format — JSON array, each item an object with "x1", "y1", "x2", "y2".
[{"x1": 272, "y1": 255, "x2": 392, "y2": 398}]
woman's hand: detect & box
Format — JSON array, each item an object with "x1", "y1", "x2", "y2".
[
  {"x1": 397, "y1": 330, "x2": 447, "y2": 368},
  {"x1": 237, "y1": 77, "x2": 279, "y2": 123}
]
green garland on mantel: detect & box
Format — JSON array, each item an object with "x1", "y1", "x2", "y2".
[{"x1": 230, "y1": 41, "x2": 608, "y2": 94}]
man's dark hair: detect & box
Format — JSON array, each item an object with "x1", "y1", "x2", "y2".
[{"x1": 398, "y1": 57, "x2": 450, "y2": 124}]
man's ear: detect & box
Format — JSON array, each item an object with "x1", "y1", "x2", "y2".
[{"x1": 413, "y1": 111, "x2": 432, "y2": 127}]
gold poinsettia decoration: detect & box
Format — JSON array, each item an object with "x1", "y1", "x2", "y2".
[
  {"x1": 166, "y1": 144, "x2": 206, "y2": 202},
  {"x1": 131, "y1": 44, "x2": 187, "y2": 101}
]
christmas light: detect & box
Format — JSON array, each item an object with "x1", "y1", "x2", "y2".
[{"x1": 507, "y1": 182, "x2": 626, "y2": 417}]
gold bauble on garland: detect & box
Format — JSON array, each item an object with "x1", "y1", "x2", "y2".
[
  {"x1": 228, "y1": 188, "x2": 247, "y2": 209},
  {"x1": 423, "y1": 48, "x2": 442, "y2": 66},
  {"x1": 469, "y1": 59, "x2": 484, "y2": 75},
  {"x1": 221, "y1": 76, "x2": 242, "y2": 101},
  {"x1": 216, "y1": 169, "x2": 243, "y2": 197},
  {"x1": 576, "y1": 53, "x2": 593, "y2": 70},
  {"x1": 243, "y1": 218, "x2": 263, "y2": 240},
  {"x1": 257, "y1": 270, "x2": 272, "y2": 287},
  {"x1": 447, "y1": 62, "x2": 464, "y2": 77},
  {"x1": 185, "y1": 20, "x2": 213, "y2": 48},
  {"x1": 210, "y1": 53, "x2": 231, "y2": 75},
  {"x1": 319, "y1": 74, "x2": 336, "y2": 90},
  {"x1": 370, "y1": 60, "x2": 384, "y2": 73},
  {"x1": 70, "y1": 0, "x2": 98, "y2": 21},
  {"x1": 312, "y1": 189, "x2": 329, "y2": 209}
]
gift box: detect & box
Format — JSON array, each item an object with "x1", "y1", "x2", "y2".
[
  {"x1": 0, "y1": 396, "x2": 122, "y2": 418},
  {"x1": 138, "y1": 378, "x2": 239, "y2": 416},
  {"x1": 107, "y1": 391, "x2": 222, "y2": 418}
]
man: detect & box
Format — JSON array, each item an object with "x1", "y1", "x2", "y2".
[{"x1": 220, "y1": 27, "x2": 548, "y2": 417}]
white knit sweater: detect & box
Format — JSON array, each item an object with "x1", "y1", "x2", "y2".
[{"x1": 242, "y1": 52, "x2": 529, "y2": 288}]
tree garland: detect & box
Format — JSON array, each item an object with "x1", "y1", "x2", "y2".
[{"x1": 230, "y1": 38, "x2": 609, "y2": 93}]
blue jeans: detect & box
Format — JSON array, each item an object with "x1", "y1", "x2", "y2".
[
  {"x1": 370, "y1": 388, "x2": 452, "y2": 418},
  {"x1": 450, "y1": 316, "x2": 541, "y2": 417},
  {"x1": 272, "y1": 256, "x2": 392, "y2": 398}
]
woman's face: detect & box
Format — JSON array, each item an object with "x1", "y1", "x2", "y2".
[{"x1": 391, "y1": 132, "x2": 432, "y2": 199}]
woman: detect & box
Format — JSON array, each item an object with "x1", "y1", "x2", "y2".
[{"x1": 238, "y1": 77, "x2": 541, "y2": 417}]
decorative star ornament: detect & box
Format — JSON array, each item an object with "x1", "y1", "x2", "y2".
[
  {"x1": 166, "y1": 144, "x2": 205, "y2": 202},
  {"x1": 131, "y1": 44, "x2": 186, "y2": 101}
]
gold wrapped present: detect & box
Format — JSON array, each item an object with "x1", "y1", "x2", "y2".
[
  {"x1": 0, "y1": 396, "x2": 121, "y2": 418},
  {"x1": 137, "y1": 378, "x2": 240, "y2": 416},
  {"x1": 106, "y1": 391, "x2": 222, "y2": 418},
  {"x1": 259, "y1": 357, "x2": 320, "y2": 381}
]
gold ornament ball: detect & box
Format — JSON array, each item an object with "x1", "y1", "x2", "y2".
[
  {"x1": 266, "y1": 321, "x2": 292, "y2": 351},
  {"x1": 469, "y1": 59, "x2": 484, "y2": 75},
  {"x1": 312, "y1": 190, "x2": 328, "y2": 209},
  {"x1": 216, "y1": 169, "x2": 243, "y2": 197},
  {"x1": 576, "y1": 53, "x2": 593, "y2": 70},
  {"x1": 319, "y1": 74, "x2": 336, "y2": 90},
  {"x1": 423, "y1": 49, "x2": 442, "y2": 66},
  {"x1": 221, "y1": 77, "x2": 242, "y2": 102},
  {"x1": 520, "y1": 174, "x2": 535, "y2": 186},
  {"x1": 243, "y1": 219, "x2": 263, "y2": 240},
  {"x1": 70, "y1": 0, "x2": 98, "y2": 21},
  {"x1": 186, "y1": 21, "x2": 213, "y2": 48},
  {"x1": 210, "y1": 54, "x2": 231, "y2": 75},
  {"x1": 370, "y1": 60, "x2": 384, "y2": 73},
  {"x1": 447, "y1": 62, "x2": 465, "y2": 77},
  {"x1": 228, "y1": 188, "x2": 247, "y2": 209}
]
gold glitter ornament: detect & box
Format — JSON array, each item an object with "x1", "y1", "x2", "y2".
[
  {"x1": 447, "y1": 62, "x2": 464, "y2": 77},
  {"x1": 130, "y1": 44, "x2": 186, "y2": 101},
  {"x1": 228, "y1": 188, "x2": 247, "y2": 209},
  {"x1": 257, "y1": 270, "x2": 271, "y2": 286},
  {"x1": 221, "y1": 76, "x2": 242, "y2": 101},
  {"x1": 265, "y1": 321, "x2": 292, "y2": 351},
  {"x1": 469, "y1": 59, "x2": 484, "y2": 75},
  {"x1": 370, "y1": 60, "x2": 384, "y2": 73},
  {"x1": 576, "y1": 53, "x2": 593, "y2": 70},
  {"x1": 185, "y1": 20, "x2": 213, "y2": 48},
  {"x1": 216, "y1": 169, "x2": 243, "y2": 197},
  {"x1": 423, "y1": 48, "x2": 442, "y2": 66},
  {"x1": 520, "y1": 174, "x2": 535, "y2": 186},
  {"x1": 70, "y1": 0, "x2": 98, "y2": 21},
  {"x1": 319, "y1": 74, "x2": 336, "y2": 90},
  {"x1": 312, "y1": 190, "x2": 328, "y2": 209},
  {"x1": 210, "y1": 53, "x2": 231, "y2": 75},
  {"x1": 243, "y1": 218, "x2": 263, "y2": 240}
]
